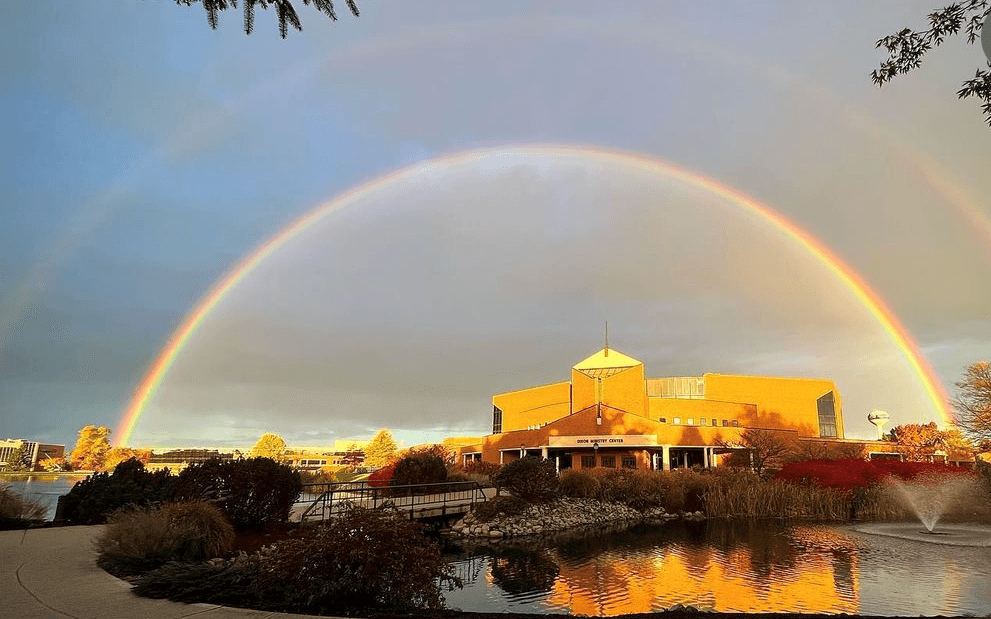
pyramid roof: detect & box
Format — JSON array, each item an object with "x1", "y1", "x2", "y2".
[{"x1": 573, "y1": 348, "x2": 642, "y2": 378}]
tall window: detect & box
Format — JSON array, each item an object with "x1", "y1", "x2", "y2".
[
  {"x1": 581, "y1": 455, "x2": 596, "y2": 468},
  {"x1": 817, "y1": 391, "x2": 837, "y2": 437},
  {"x1": 492, "y1": 406, "x2": 503, "y2": 434},
  {"x1": 622, "y1": 456, "x2": 636, "y2": 469},
  {"x1": 601, "y1": 455, "x2": 616, "y2": 468}
]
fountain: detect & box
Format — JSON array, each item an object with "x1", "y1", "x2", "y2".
[{"x1": 853, "y1": 470, "x2": 991, "y2": 547}]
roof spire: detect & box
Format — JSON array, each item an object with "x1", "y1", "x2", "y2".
[{"x1": 604, "y1": 320, "x2": 609, "y2": 357}]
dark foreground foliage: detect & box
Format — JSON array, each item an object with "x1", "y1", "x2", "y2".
[
  {"x1": 493, "y1": 457, "x2": 559, "y2": 502},
  {"x1": 61, "y1": 459, "x2": 176, "y2": 525},
  {"x1": 392, "y1": 451, "x2": 449, "y2": 488},
  {"x1": 96, "y1": 501, "x2": 234, "y2": 576},
  {"x1": 172, "y1": 457, "x2": 301, "y2": 529},
  {"x1": 132, "y1": 505, "x2": 461, "y2": 615}
]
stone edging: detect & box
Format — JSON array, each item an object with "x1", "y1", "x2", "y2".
[{"x1": 448, "y1": 497, "x2": 705, "y2": 540}]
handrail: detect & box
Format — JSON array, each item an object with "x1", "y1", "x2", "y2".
[{"x1": 295, "y1": 480, "x2": 488, "y2": 522}]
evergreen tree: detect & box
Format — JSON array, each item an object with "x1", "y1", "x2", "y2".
[
  {"x1": 173, "y1": 0, "x2": 361, "y2": 38},
  {"x1": 4, "y1": 443, "x2": 30, "y2": 471},
  {"x1": 363, "y1": 429, "x2": 398, "y2": 468}
]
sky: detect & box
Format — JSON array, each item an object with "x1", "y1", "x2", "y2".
[{"x1": 1, "y1": 1, "x2": 989, "y2": 451}]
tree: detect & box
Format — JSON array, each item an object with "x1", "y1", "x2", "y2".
[
  {"x1": 39, "y1": 456, "x2": 68, "y2": 472},
  {"x1": 69, "y1": 425, "x2": 112, "y2": 471},
  {"x1": 173, "y1": 0, "x2": 360, "y2": 38},
  {"x1": 952, "y1": 361, "x2": 991, "y2": 441},
  {"x1": 363, "y1": 429, "x2": 398, "y2": 468},
  {"x1": 871, "y1": 2, "x2": 991, "y2": 127},
  {"x1": 719, "y1": 428, "x2": 795, "y2": 477},
  {"x1": 884, "y1": 422, "x2": 946, "y2": 461},
  {"x1": 4, "y1": 443, "x2": 30, "y2": 471},
  {"x1": 250, "y1": 433, "x2": 287, "y2": 462},
  {"x1": 104, "y1": 448, "x2": 152, "y2": 471}
]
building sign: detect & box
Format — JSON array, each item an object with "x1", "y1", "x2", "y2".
[{"x1": 548, "y1": 435, "x2": 657, "y2": 448}]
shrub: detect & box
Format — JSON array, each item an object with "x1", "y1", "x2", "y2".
[
  {"x1": 391, "y1": 451, "x2": 448, "y2": 488},
  {"x1": 658, "y1": 474, "x2": 686, "y2": 513},
  {"x1": 173, "y1": 457, "x2": 301, "y2": 529},
  {"x1": 471, "y1": 495, "x2": 530, "y2": 522},
  {"x1": 453, "y1": 460, "x2": 501, "y2": 488},
  {"x1": 367, "y1": 462, "x2": 397, "y2": 488},
  {"x1": 493, "y1": 457, "x2": 559, "y2": 502},
  {"x1": 96, "y1": 501, "x2": 234, "y2": 576},
  {"x1": 591, "y1": 469, "x2": 664, "y2": 510},
  {"x1": 61, "y1": 458, "x2": 176, "y2": 525},
  {"x1": 775, "y1": 458, "x2": 978, "y2": 491},
  {"x1": 671, "y1": 469, "x2": 717, "y2": 513},
  {"x1": 253, "y1": 505, "x2": 460, "y2": 613},
  {"x1": 559, "y1": 469, "x2": 602, "y2": 499},
  {"x1": 0, "y1": 484, "x2": 47, "y2": 529}
]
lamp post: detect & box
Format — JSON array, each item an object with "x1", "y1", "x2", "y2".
[
  {"x1": 520, "y1": 444, "x2": 526, "y2": 460},
  {"x1": 593, "y1": 441, "x2": 599, "y2": 466}
]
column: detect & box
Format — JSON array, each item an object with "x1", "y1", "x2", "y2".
[
  {"x1": 703, "y1": 447, "x2": 710, "y2": 469},
  {"x1": 661, "y1": 445, "x2": 670, "y2": 471},
  {"x1": 541, "y1": 446, "x2": 549, "y2": 459}
]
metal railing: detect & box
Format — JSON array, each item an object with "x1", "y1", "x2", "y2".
[{"x1": 294, "y1": 480, "x2": 488, "y2": 522}]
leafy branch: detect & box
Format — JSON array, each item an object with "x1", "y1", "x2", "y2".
[
  {"x1": 871, "y1": 1, "x2": 991, "y2": 126},
  {"x1": 174, "y1": 0, "x2": 360, "y2": 38}
]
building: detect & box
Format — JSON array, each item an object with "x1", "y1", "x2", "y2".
[
  {"x1": 0, "y1": 438, "x2": 65, "y2": 472},
  {"x1": 457, "y1": 346, "x2": 852, "y2": 471}
]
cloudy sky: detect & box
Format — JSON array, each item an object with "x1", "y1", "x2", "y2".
[{"x1": 2, "y1": 1, "x2": 989, "y2": 450}]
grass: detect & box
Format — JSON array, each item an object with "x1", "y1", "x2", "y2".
[{"x1": 0, "y1": 483, "x2": 47, "y2": 528}]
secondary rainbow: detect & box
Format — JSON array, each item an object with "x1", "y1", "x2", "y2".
[{"x1": 113, "y1": 145, "x2": 952, "y2": 446}]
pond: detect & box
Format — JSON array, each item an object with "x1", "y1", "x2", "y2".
[
  {"x1": 441, "y1": 520, "x2": 991, "y2": 617},
  {"x1": 3, "y1": 475, "x2": 85, "y2": 521}
]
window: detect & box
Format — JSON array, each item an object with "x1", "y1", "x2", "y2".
[
  {"x1": 622, "y1": 456, "x2": 636, "y2": 469},
  {"x1": 699, "y1": 418, "x2": 707, "y2": 426},
  {"x1": 581, "y1": 455, "x2": 596, "y2": 468},
  {"x1": 492, "y1": 406, "x2": 503, "y2": 434},
  {"x1": 712, "y1": 418, "x2": 718, "y2": 426},
  {"x1": 673, "y1": 417, "x2": 681, "y2": 425},
  {"x1": 659, "y1": 417, "x2": 667, "y2": 423},
  {"x1": 817, "y1": 391, "x2": 838, "y2": 437},
  {"x1": 722, "y1": 419, "x2": 728, "y2": 427},
  {"x1": 601, "y1": 455, "x2": 616, "y2": 468},
  {"x1": 731, "y1": 419, "x2": 739, "y2": 427},
  {"x1": 687, "y1": 418, "x2": 694, "y2": 426}
]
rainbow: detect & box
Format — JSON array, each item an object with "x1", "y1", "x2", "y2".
[{"x1": 113, "y1": 145, "x2": 952, "y2": 446}]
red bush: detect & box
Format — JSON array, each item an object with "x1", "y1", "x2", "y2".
[
  {"x1": 775, "y1": 458, "x2": 976, "y2": 492},
  {"x1": 367, "y1": 463, "x2": 396, "y2": 488}
]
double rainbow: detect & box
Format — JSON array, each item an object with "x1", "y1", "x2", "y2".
[{"x1": 114, "y1": 145, "x2": 951, "y2": 446}]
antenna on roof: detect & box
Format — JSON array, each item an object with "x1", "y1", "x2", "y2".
[{"x1": 604, "y1": 320, "x2": 609, "y2": 357}]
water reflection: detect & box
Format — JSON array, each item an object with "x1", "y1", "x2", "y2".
[{"x1": 444, "y1": 520, "x2": 991, "y2": 616}]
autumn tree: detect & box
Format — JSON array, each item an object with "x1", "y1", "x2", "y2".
[
  {"x1": 173, "y1": 0, "x2": 360, "y2": 38},
  {"x1": 719, "y1": 428, "x2": 795, "y2": 477},
  {"x1": 69, "y1": 425, "x2": 112, "y2": 471},
  {"x1": 871, "y1": 2, "x2": 991, "y2": 127},
  {"x1": 250, "y1": 433, "x2": 287, "y2": 462},
  {"x1": 953, "y1": 361, "x2": 991, "y2": 441},
  {"x1": 884, "y1": 422, "x2": 946, "y2": 462},
  {"x1": 104, "y1": 447, "x2": 153, "y2": 471},
  {"x1": 39, "y1": 456, "x2": 68, "y2": 472},
  {"x1": 363, "y1": 429, "x2": 398, "y2": 468}
]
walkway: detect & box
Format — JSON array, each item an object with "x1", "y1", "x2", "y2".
[{"x1": 1, "y1": 525, "x2": 329, "y2": 619}]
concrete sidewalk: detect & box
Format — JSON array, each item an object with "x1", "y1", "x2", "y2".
[{"x1": 1, "y1": 525, "x2": 327, "y2": 619}]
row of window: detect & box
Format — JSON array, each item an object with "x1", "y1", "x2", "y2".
[
  {"x1": 658, "y1": 417, "x2": 739, "y2": 427},
  {"x1": 646, "y1": 377, "x2": 705, "y2": 399},
  {"x1": 580, "y1": 455, "x2": 638, "y2": 469}
]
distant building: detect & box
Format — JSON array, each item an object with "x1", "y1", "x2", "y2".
[
  {"x1": 0, "y1": 438, "x2": 65, "y2": 472},
  {"x1": 456, "y1": 346, "x2": 861, "y2": 470}
]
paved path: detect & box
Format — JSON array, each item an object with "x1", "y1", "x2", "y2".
[{"x1": 1, "y1": 525, "x2": 329, "y2": 619}]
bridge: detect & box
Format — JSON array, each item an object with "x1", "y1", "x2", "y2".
[{"x1": 291, "y1": 480, "x2": 495, "y2": 522}]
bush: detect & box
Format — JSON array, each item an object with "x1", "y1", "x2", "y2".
[
  {"x1": 391, "y1": 452, "x2": 448, "y2": 488},
  {"x1": 253, "y1": 505, "x2": 460, "y2": 614},
  {"x1": 61, "y1": 458, "x2": 176, "y2": 525},
  {"x1": 173, "y1": 457, "x2": 301, "y2": 529},
  {"x1": 559, "y1": 469, "x2": 602, "y2": 499},
  {"x1": 96, "y1": 501, "x2": 234, "y2": 576},
  {"x1": 0, "y1": 484, "x2": 47, "y2": 529},
  {"x1": 453, "y1": 460, "x2": 501, "y2": 488},
  {"x1": 493, "y1": 457, "x2": 559, "y2": 502},
  {"x1": 471, "y1": 495, "x2": 530, "y2": 522},
  {"x1": 775, "y1": 458, "x2": 978, "y2": 491},
  {"x1": 367, "y1": 462, "x2": 397, "y2": 488}
]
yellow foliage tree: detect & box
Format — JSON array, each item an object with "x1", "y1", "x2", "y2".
[
  {"x1": 104, "y1": 447, "x2": 152, "y2": 470},
  {"x1": 250, "y1": 433, "x2": 287, "y2": 462},
  {"x1": 69, "y1": 425, "x2": 112, "y2": 471},
  {"x1": 364, "y1": 429, "x2": 398, "y2": 468}
]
